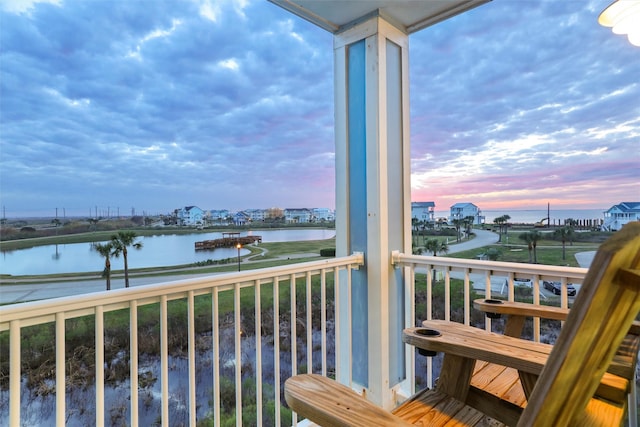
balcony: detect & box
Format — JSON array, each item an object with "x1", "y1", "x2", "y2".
[
  {"x1": 2, "y1": 253, "x2": 605, "y2": 426},
  {"x1": 3, "y1": 1, "x2": 637, "y2": 425}
]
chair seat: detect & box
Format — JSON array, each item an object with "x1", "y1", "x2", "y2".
[
  {"x1": 285, "y1": 373, "x2": 507, "y2": 427},
  {"x1": 391, "y1": 388, "x2": 506, "y2": 426},
  {"x1": 464, "y1": 306, "x2": 640, "y2": 425}
]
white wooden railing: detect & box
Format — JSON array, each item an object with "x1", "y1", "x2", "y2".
[
  {"x1": 0, "y1": 254, "x2": 364, "y2": 427},
  {"x1": 2, "y1": 253, "x2": 612, "y2": 427},
  {"x1": 391, "y1": 252, "x2": 587, "y2": 393}
]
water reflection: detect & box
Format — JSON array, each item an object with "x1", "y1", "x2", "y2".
[{"x1": 0, "y1": 229, "x2": 335, "y2": 276}]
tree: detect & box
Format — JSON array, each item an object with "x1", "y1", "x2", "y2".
[
  {"x1": 424, "y1": 238, "x2": 449, "y2": 282},
  {"x1": 554, "y1": 226, "x2": 571, "y2": 261},
  {"x1": 452, "y1": 219, "x2": 463, "y2": 242},
  {"x1": 95, "y1": 242, "x2": 114, "y2": 291},
  {"x1": 529, "y1": 230, "x2": 542, "y2": 263},
  {"x1": 565, "y1": 219, "x2": 577, "y2": 246},
  {"x1": 411, "y1": 217, "x2": 419, "y2": 246},
  {"x1": 424, "y1": 238, "x2": 449, "y2": 257},
  {"x1": 519, "y1": 232, "x2": 534, "y2": 263},
  {"x1": 88, "y1": 218, "x2": 99, "y2": 231},
  {"x1": 111, "y1": 231, "x2": 143, "y2": 288},
  {"x1": 463, "y1": 215, "x2": 475, "y2": 240},
  {"x1": 493, "y1": 214, "x2": 510, "y2": 242}
]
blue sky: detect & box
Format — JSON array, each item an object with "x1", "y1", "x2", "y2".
[{"x1": 1, "y1": 0, "x2": 638, "y2": 218}]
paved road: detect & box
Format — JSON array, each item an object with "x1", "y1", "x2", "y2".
[{"x1": 446, "y1": 229, "x2": 499, "y2": 254}]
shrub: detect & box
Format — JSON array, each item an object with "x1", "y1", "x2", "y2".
[{"x1": 320, "y1": 248, "x2": 335, "y2": 257}]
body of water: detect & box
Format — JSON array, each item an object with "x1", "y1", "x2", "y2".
[
  {"x1": 434, "y1": 208, "x2": 606, "y2": 225},
  {"x1": 0, "y1": 228, "x2": 335, "y2": 276}
]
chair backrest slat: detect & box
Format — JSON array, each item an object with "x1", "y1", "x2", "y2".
[{"x1": 519, "y1": 222, "x2": 640, "y2": 426}]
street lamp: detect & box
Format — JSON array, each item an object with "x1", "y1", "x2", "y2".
[{"x1": 236, "y1": 243, "x2": 242, "y2": 271}]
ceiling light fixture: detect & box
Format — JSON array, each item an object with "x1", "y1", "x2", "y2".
[{"x1": 598, "y1": 0, "x2": 640, "y2": 46}]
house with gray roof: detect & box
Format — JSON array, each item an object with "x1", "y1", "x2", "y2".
[{"x1": 602, "y1": 202, "x2": 640, "y2": 231}]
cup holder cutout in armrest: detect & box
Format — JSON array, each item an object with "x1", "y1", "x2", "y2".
[
  {"x1": 414, "y1": 328, "x2": 441, "y2": 357},
  {"x1": 483, "y1": 299, "x2": 504, "y2": 319}
]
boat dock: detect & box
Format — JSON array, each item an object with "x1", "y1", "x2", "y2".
[{"x1": 195, "y1": 232, "x2": 262, "y2": 250}]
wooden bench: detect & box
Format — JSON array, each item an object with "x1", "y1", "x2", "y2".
[
  {"x1": 465, "y1": 300, "x2": 640, "y2": 425},
  {"x1": 285, "y1": 222, "x2": 640, "y2": 426}
]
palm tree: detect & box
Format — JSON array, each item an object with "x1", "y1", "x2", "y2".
[
  {"x1": 493, "y1": 214, "x2": 510, "y2": 242},
  {"x1": 424, "y1": 238, "x2": 449, "y2": 257},
  {"x1": 519, "y1": 232, "x2": 534, "y2": 263},
  {"x1": 424, "y1": 238, "x2": 449, "y2": 282},
  {"x1": 565, "y1": 219, "x2": 577, "y2": 246},
  {"x1": 452, "y1": 219, "x2": 463, "y2": 242},
  {"x1": 554, "y1": 226, "x2": 571, "y2": 261},
  {"x1": 411, "y1": 217, "x2": 420, "y2": 247},
  {"x1": 95, "y1": 242, "x2": 114, "y2": 291},
  {"x1": 111, "y1": 231, "x2": 143, "y2": 288},
  {"x1": 529, "y1": 230, "x2": 542, "y2": 263},
  {"x1": 464, "y1": 215, "x2": 475, "y2": 240}
]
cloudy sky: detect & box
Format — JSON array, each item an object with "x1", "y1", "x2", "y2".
[{"x1": 1, "y1": 0, "x2": 638, "y2": 218}]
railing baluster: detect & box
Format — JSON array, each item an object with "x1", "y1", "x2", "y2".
[
  {"x1": 9, "y1": 320, "x2": 20, "y2": 426},
  {"x1": 130, "y1": 300, "x2": 139, "y2": 427},
  {"x1": 444, "y1": 269, "x2": 451, "y2": 321},
  {"x1": 290, "y1": 273, "x2": 298, "y2": 427},
  {"x1": 334, "y1": 266, "x2": 341, "y2": 381},
  {"x1": 321, "y1": 269, "x2": 327, "y2": 376},
  {"x1": 507, "y1": 272, "x2": 515, "y2": 301},
  {"x1": 306, "y1": 271, "x2": 312, "y2": 374},
  {"x1": 95, "y1": 305, "x2": 105, "y2": 427},
  {"x1": 463, "y1": 268, "x2": 470, "y2": 326},
  {"x1": 273, "y1": 277, "x2": 281, "y2": 427},
  {"x1": 484, "y1": 270, "x2": 492, "y2": 331},
  {"x1": 212, "y1": 289, "x2": 221, "y2": 427},
  {"x1": 346, "y1": 265, "x2": 353, "y2": 386},
  {"x1": 160, "y1": 295, "x2": 169, "y2": 426},
  {"x1": 187, "y1": 290, "x2": 196, "y2": 427},
  {"x1": 56, "y1": 312, "x2": 65, "y2": 426},
  {"x1": 406, "y1": 264, "x2": 416, "y2": 395},
  {"x1": 426, "y1": 265, "x2": 433, "y2": 321},
  {"x1": 254, "y1": 280, "x2": 263, "y2": 427},
  {"x1": 234, "y1": 283, "x2": 242, "y2": 426},
  {"x1": 533, "y1": 276, "x2": 541, "y2": 342}
]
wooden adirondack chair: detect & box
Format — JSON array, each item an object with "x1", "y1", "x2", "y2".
[
  {"x1": 467, "y1": 298, "x2": 640, "y2": 425},
  {"x1": 285, "y1": 222, "x2": 640, "y2": 426}
]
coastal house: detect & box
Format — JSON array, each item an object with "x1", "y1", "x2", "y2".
[
  {"x1": 177, "y1": 205, "x2": 204, "y2": 226},
  {"x1": 449, "y1": 202, "x2": 484, "y2": 224},
  {"x1": 411, "y1": 201, "x2": 436, "y2": 223},
  {"x1": 312, "y1": 207, "x2": 335, "y2": 222},
  {"x1": 284, "y1": 208, "x2": 312, "y2": 223},
  {"x1": 245, "y1": 209, "x2": 266, "y2": 222},
  {"x1": 4, "y1": 3, "x2": 638, "y2": 427},
  {"x1": 602, "y1": 202, "x2": 640, "y2": 231},
  {"x1": 233, "y1": 211, "x2": 250, "y2": 226},
  {"x1": 208, "y1": 209, "x2": 230, "y2": 221}
]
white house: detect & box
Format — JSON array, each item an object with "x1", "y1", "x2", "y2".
[
  {"x1": 411, "y1": 202, "x2": 435, "y2": 223},
  {"x1": 602, "y1": 202, "x2": 640, "y2": 231},
  {"x1": 245, "y1": 209, "x2": 266, "y2": 221},
  {"x1": 177, "y1": 206, "x2": 204, "y2": 226},
  {"x1": 285, "y1": 208, "x2": 312, "y2": 223},
  {"x1": 449, "y1": 202, "x2": 484, "y2": 225},
  {"x1": 312, "y1": 208, "x2": 335, "y2": 222},
  {"x1": 234, "y1": 211, "x2": 250, "y2": 226},
  {"x1": 209, "y1": 209, "x2": 230, "y2": 224}
]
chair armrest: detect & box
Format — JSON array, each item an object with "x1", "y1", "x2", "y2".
[
  {"x1": 473, "y1": 299, "x2": 569, "y2": 321},
  {"x1": 405, "y1": 320, "x2": 552, "y2": 375},
  {"x1": 284, "y1": 374, "x2": 413, "y2": 427}
]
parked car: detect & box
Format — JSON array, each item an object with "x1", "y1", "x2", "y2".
[
  {"x1": 543, "y1": 281, "x2": 577, "y2": 296},
  {"x1": 513, "y1": 278, "x2": 532, "y2": 287}
]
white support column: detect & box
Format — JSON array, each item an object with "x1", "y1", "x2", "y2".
[{"x1": 334, "y1": 16, "x2": 411, "y2": 409}]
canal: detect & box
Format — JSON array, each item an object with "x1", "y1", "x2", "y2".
[{"x1": 0, "y1": 228, "x2": 335, "y2": 276}]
